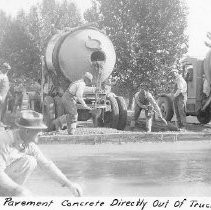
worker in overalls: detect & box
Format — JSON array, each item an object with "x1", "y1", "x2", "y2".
[
  {"x1": 130, "y1": 87, "x2": 167, "y2": 132},
  {"x1": 0, "y1": 63, "x2": 11, "y2": 127},
  {"x1": 53, "y1": 72, "x2": 93, "y2": 135}
]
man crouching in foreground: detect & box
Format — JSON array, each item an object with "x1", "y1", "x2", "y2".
[{"x1": 0, "y1": 110, "x2": 82, "y2": 196}]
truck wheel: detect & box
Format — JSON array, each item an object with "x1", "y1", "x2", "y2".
[
  {"x1": 116, "y1": 96, "x2": 127, "y2": 130},
  {"x1": 100, "y1": 96, "x2": 119, "y2": 129},
  {"x1": 197, "y1": 109, "x2": 211, "y2": 124},
  {"x1": 158, "y1": 96, "x2": 174, "y2": 121},
  {"x1": 43, "y1": 96, "x2": 55, "y2": 131},
  {"x1": 108, "y1": 96, "x2": 119, "y2": 128}
]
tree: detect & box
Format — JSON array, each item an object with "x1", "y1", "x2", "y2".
[
  {"x1": 0, "y1": 11, "x2": 37, "y2": 82},
  {"x1": 0, "y1": 10, "x2": 12, "y2": 63},
  {"x1": 85, "y1": 0, "x2": 188, "y2": 108},
  {"x1": 0, "y1": 0, "x2": 83, "y2": 87}
]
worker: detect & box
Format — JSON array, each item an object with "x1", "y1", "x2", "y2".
[
  {"x1": 0, "y1": 62, "x2": 11, "y2": 127},
  {"x1": 53, "y1": 72, "x2": 94, "y2": 135},
  {"x1": 171, "y1": 69, "x2": 187, "y2": 130},
  {"x1": 203, "y1": 77, "x2": 210, "y2": 97},
  {"x1": 0, "y1": 110, "x2": 82, "y2": 196},
  {"x1": 130, "y1": 87, "x2": 167, "y2": 132}
]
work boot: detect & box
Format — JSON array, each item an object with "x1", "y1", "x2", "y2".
[
  {"x1": 178, "y1": 126, "x2": 186, "y2": 132},
  {"x1": 146, "y1": 128, "x2": 152, "y2": 133},
  {"x1": 67, "y1": 122, "x2": 77, "y2": 135}
]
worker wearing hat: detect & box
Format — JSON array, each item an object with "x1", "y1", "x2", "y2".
[
  {"x1": 53, "y1": 72, "x2": 95, "y2": 135},
  {"x1": 171, "y1": 68, "x2": 187, "y2": 130},
  {"x1": 0, "y1": 110, "x2": 82, "y2": 196},
  {"x1": 0, "y1": 62, "x2": 11, "y2": 127}
]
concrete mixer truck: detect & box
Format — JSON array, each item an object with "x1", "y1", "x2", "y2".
[
  {"x1": 38, "y1": 24, "x2": 127, "y2": 131},
  {"x1": 158, "y1": 50, "x2": 211, "y2": 124}
]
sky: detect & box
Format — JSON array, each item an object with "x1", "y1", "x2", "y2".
[
  {"x1": 0, "y1": 0, "x2": 92, "y2": 16},
  {"x1": 0, "y1": 0, "x2": 211, "y2": 59},
  {"x1": 186, "y1": 0, "x2": 211, "y2": 58}
]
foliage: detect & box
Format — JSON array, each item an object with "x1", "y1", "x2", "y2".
[
  {"x1": 85, "y1": 0, "x2": 188, "y2": 107},
  {"x1": 0, "y1": 11, "x2": 12, "y2": 64},
  {"x1": 0, "y1": 0, "x2": 188, "y2": 109},
  {"x1": 0, "y1": 0, "x2": 82, "y2": 87}
]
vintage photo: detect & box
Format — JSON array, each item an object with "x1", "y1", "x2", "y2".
[{"x1": 0, "y1": 0, "x2": 211, "y2": 197}]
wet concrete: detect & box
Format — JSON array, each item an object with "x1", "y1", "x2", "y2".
[{"x1": 26, "y1": 141, "x2": 211, "y2": 196}]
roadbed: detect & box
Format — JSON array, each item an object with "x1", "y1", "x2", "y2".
[
  {"x1": 38, "y1": 119, "x2": 211, "y2": 144},
  {"x1": 4, "y1": 112, "x2": 211, "y2": 144}
]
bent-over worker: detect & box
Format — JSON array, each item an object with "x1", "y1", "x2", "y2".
[
  {"x1": 130, "y1": 88, "x2": 167, "y2": 132},
  {"x1": 53, "y1": 72, "x2": 95, "y2": 135},
  {"x1": 0, "y1": 110, "x2": 82, "y2": 196}
]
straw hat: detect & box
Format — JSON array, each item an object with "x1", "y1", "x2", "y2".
[
  {"x1": 15, "y1": 110, "x2": 47, "y2": 129},
  {"x1": 2, "y1": 62, "x2": 11, "y2": 70}
]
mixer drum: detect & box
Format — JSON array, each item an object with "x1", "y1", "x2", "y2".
[{"x1": 45, "y1": 26, "x2": 116, "y2": 83}]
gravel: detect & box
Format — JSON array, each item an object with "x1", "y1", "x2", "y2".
[{"x1": 4, "y1": 111, "x2": 211, "y2": 136}]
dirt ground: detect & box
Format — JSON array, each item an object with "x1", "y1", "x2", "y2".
[{"x1": 4, "y1": 111, "x2": 211, "y2": 135}]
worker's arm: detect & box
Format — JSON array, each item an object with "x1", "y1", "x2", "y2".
[
  {"x1": 75, "y1": 83, "x2": 91, "y2": 110},
  {"x1": 148, "y1": 93, "x2": 167, "y2": 124},
  {"x1": 28, "y1": 143, "x2": 82, "y2": 196}
]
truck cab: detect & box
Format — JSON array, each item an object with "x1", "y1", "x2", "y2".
[
  {"x1": 158, "y1": 53, "x2": 211, "y2": 124},
  {"x1": 182, "y1": 57, "x2": 204, "y2": 116}
]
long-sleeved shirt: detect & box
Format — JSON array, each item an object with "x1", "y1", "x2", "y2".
[
  {"x1": 134, "y1": 90, "x2": 163, "y2": 118},
  {"x1": 0, "y1": 130, "x2": 70, "y2": 191},
  {"x1": 68, "y1": 79, "x2": 95, "y2": 108},
  {"x1": 0, "y1": 73, "x2": 9, "y2": 102},
  {"x1": 174, "y1": 74, "x2": 187, "y2": 97}
]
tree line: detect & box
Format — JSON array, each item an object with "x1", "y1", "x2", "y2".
[{"x1": 0, "y1": 0, "x2": 188, "y2": 108}]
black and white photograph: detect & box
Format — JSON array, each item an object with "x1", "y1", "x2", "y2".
[{"x1": 0, "y1": 0, "x2": 211, "y2": 199}]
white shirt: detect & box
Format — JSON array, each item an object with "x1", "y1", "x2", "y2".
[
  {"x1": 68, "y1": 79, "x2": 86, "y2": 99},
  {"x1": 203, "y1": 78, "x2": 210, "y2": 97},
  {"x1": 68, "y1": 79, "x2": 95, "y2": 108},
  {"x1": 174, "y1": 74, "x2": 187, "y2": 97},
  {"x1": 0, "y1": 130, "x2": 69, "y2": 191},
  {"x1": 0, "y1": 73, "x2": 9, "y2": 101}
]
